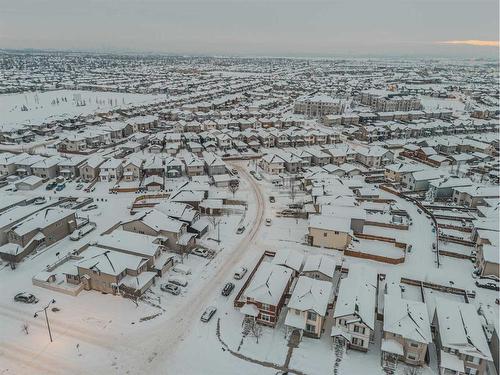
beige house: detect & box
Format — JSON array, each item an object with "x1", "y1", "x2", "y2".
[
  {"x1": 476, "y1": 244, "x2": 499, "y2": 278},
  {"x1": 381, "y1": 295, "x2": 432, "y2": 368},
  {"x1": 65, "y1": 246, "x2": 156, "y2": 296},
  {"x1": 123, "y1": 158, "x2": 142, "y2": 181},
  {"x1": 121, "y1": 209, "x2": 194, "y2": 253},
  {"x1": 1, "y1": 208, "x2": 76, "y2": 262},
  {"x1": 284, "y1": 276, "x2": 333, "y2": 339},
  {"x1": 260, "y1": 154, "x2": 285, "y2": 175},
  {"x1": 308, "y1": 215, "x2": 352, "y2": 250},
  {"x1": 79, "y1": 156, "x2": 105, "y2": 182},
  {"x1": 332, "y1": 265, "x2": 377, "y2": 352}
]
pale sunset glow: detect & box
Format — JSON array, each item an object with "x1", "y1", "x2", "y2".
[{"x1": 438, "y1": 40, "x2": 500, "y2": 47}]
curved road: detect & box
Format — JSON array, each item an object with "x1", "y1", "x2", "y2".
[{"x1": 143, "y1": 159, "x2": 267, "y2": 370}]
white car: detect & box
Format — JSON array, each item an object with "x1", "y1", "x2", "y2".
[
  {"x1": 265, "y1": 218, "x2": 271, "y2": 226},
  {"x1": 168, "y1": 275, "x2": 188, "y2": 287},
  {"x1": 192, "y1": 248, "x2": 209, "y2": 258},
  {"x1": 234, "y1": 267, "x2": 248, "y2": 280},
  {"x1": 201, "y1": 306, "x2": 217, "y2": 322}
]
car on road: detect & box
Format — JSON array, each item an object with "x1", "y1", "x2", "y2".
[
  {"x1": 33, "y1": 197, "x2": 47, "y2": 205},
  {"x1": 46, "y1": 181, "x2": 57, "y2": 190},
  {"x1": 231, "y1": 168, "x2": 238, "y2": 175},
  {"x1": 236, "y1": 226, "x2": 245, "y2": 234},
  {"x1": 269, "y1": 196, "x2": 275, "y2": 203},
  {"x1": 201, "y1": 306, "x2": 217, "y2": 322},
  {"x1": 76, "y1": 183, "x2": 84, "y2": 190},
  {"x1": 476, "y1": 280, "x2": 499, "y2": 291},
  {"x1": 192, "y1": 247, "x2": 209, "y2": 258},
  {"x1": 222, "y1": 282, "x2": 235, "y2": 296},
  {"x1": 14, "y1": 292, "x2": 39, "y2": 304},
  {"x1": 168, "y1": 275, "x2": 188, "y2": 287},
  {"x1": 234, "y1": 266, "x2": 248, "y2": 280},
  {"x1": 253, "y1": 174, "x2": 262, "y2": 181},
  {"x1": 55, "y1": 183, "x2": 66, "y2": 191},
  {"x1": 417, "y1": 209, "x2": 422, "y2": 214},
  {"x1": 82, "y1": 204, "x2": 98, "y2": 212},
  {"x1": 265, "y1": 218, "x2": 272, "y2": 226},
  {"x1": 160, "y1": 283, "x2": 181, "y2": 295}
]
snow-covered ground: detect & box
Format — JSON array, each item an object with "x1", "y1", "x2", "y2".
[{"x1": 0, "y1": 90, "x2": 162, "y2": 127}]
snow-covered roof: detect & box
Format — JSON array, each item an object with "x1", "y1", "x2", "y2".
[
  {"x1": 435, "y1": 298, "x2": 492, "y2": 361},
  {"x1": 98, "y1": 230, "x2": 162, "y2": 257},
  {"x1": 288, "y1": 276, "x2": 332, "y2": 316},
  {"x1": 244, "y1": 262, "x2": 293, "y2": 306},
  {"x1": 11, "y1": 208, "x2": 74, "y2": 237},
  {"x1": 333, "y1": 264, "x2": 377, "y2": 330},
  {"x1": 271, "y1": 248, "x2": 304, "y2": 272},
  {"x1": 383, "y1": 294, "x2": 432, "y2": 344},
  {"x1": 309, "y1": 215, "x2": 351, "y2": 233},
  {"x1": 302, "y1": 254, "x2": 337, "y2": 278}
]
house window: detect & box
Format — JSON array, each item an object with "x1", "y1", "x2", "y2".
[
  {"x1": 465, "y1": 368, "x2": 478, "y2": 375},
  {"x1": 307, "y1": 311, "x2": 317, "y2": 321},
  {"x1": 353, "y1": 325, "x2": 365, "y2": 334},
  {"x1": 334, "y1": 231, "x2": 339, "y2": 235},
  {"x1": 306, "y1": 324, "x2": 315, "y2": 333},
  {"x1": 260, "y1": 314, "x2": 271, "y2": 322},
  {"x1": 323, "y1": 232, "x2": 327, "y2": 237},
  {"x1": 407, "y1": 354, "x2": 417, "y2": 361},
  {"x1": 352, "y1": 337, "x2": 364, "y2": 347},
  {"x1": 410, "y1": 342, "x2": 419, "y2": 348}
]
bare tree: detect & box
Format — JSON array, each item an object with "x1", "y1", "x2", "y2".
[
  {"x1": 22, "y1": 323, "x2": 29, "y2": 335},
  {"x1": 228, "y1": 180, "x2": 239, "y2": 197},
  {"x1": 247, "y1": 320, "x2": 263, "y2": 344}
]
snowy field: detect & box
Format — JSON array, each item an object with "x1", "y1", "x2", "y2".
[{"x1": 0, "y1": 90, "x2": 162, "y2": 127}]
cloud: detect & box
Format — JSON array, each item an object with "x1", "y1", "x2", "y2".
[{"x1": 437, "y1": 40, "x2": 499, "y2": 47}]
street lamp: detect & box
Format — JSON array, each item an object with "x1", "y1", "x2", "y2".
[{"x1": 34, "y1": 299, "x2": 56, "y2": 343}]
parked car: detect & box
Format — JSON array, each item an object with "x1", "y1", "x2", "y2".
[
  {"x1": 475, "y1": 280, "x2": 500, "y2": 291},
  {"x1": 192, "y1": 247, "x2": 209, "y2": 258},
  {"x1": 55, "y1": 183, "x2": 66, "y2": 191},
  {"x1": 160, "y1": 283, "x2": 181, "y2": 295},
  {"x1": 254, "y1": 174, "x2": 262, "y2": 181},
  {"x1": 201, "y1": 306, "x2": 217, "y2": 322},
  {"x1": 234, "y1": 267, "x2": 248, "y2": 280},
  {"x1": 168, "y1": 275, "x2": 188, "y2": 287},
  {"x1": 173, "y1": 264, "x2": 191, "y2": 275},
  {"x1": 82, "y1": 204, "x2": 98, "y2": 212},
  {"x1": 14, "y1": 292, "x2": 38, "y2": 304},
  {"x1": 76, "y1": 183, "x2": 84, "y2": 190},
  {"x1": 265, "y1": 218, "x2": 272, "y2": 226},
  {"x1": 46, "y1": 181, "x2": 57, "y2": 190},
  {"x1": 269, "y1": 196, "x2": 275, "y2": 203},
  {"x1": 236, "y1": 226, "x2": 245, "y2": 234},
  {"x1": 417, "y1": 209, "x2": 422, "y2": 214},
  {"x1": 222, "y1": 282, "x2": 235, "y2": 296},
  {"x1": 231, "y1": 168, "x2": 238, "y2": 175}
]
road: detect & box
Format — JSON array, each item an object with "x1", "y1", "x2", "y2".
[{"x1": 140, "y1": 159, "x2": 267, "y2": 371}]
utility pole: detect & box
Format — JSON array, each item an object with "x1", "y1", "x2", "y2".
[{"x1": 34, "y1": 299, "x2": 56, "y2": 343}]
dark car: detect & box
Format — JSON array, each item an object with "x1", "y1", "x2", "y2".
[
  {"x1": 14, "y1": 292, "x2": 39, "y2": 304},
  {"x1": 222, "y1": 282, "x2": 235, "y2": 296},
  {"x1": 475, "y1": 280, "x2": 500, "y2": 291},
  {"x1": 269, "y1": 196, "x2": 275, "y2": 203},
  {"x1": 236, "y1": 226, "x2": 245, "y2": 234},
  {"x1": 46, "y1": 182, "x2": 57, "y2": 190}
]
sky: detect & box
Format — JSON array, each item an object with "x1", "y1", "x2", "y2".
[{"x1": 0, "y1": 0, "x2": 498, "y2": 58}]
